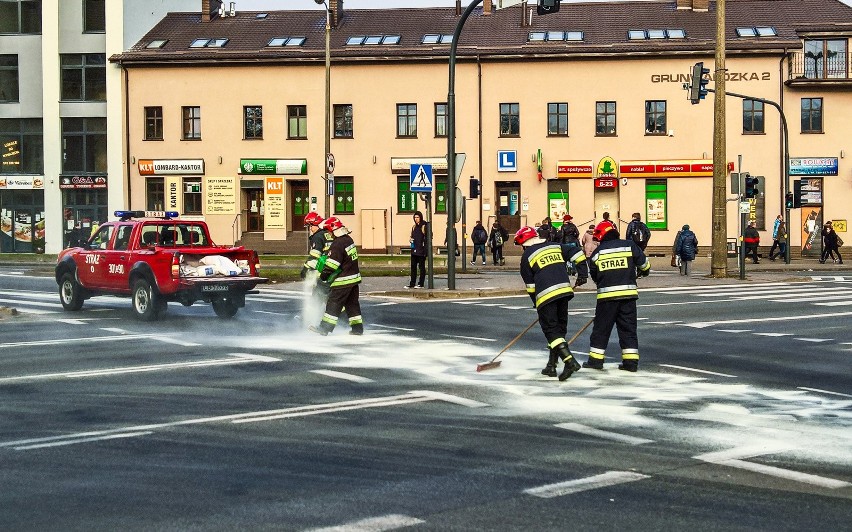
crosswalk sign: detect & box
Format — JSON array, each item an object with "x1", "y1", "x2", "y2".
[{"x1": 410, "y1": 164, "x2": 433, "y2": 192}]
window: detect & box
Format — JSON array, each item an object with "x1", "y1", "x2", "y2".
[
  {"x1": 801, "y1": 98, "x2": 823, "y2": 133},
  {"x1": 288, "y1": 105, "x2": 307, "y2": 139},
  {"x1": 189, "y1": 38, "x2": 228, "y2": 48},
  {"x1": 333, "y1": 104, "x2": 353, "y2": 138},
  {"x1": 434, "y1": 176, "x2": 447, "y2": 214},
  {"x1": 0, "y1": 55, "x2": 19, "y2": 102},
  {"x1": 645, "y1": 179, "x2": 667, "y2": 230},
  {"x1": 644, "y1": 100, "x2": 666, "y2": 135},
  {"x1": 146, "y1": 178, "x2": 164, "y2": 211},
  {"x1": 183, "y1": 178, "x2": 202, "y2": 215},
  {"x1": 60, "y1": 54, "x2": 106, "y2": 101},
  {"x1": 435, "y1": 103, "x2": 448, "y2": 137},
  {"x1": 146, "y1": 39, "x2": 168, "y2": 49},
  {"x1": 334, "y1": 177, "x2": 354, "y2": 214},
  {"x1": 61, "y1": 117, "x2": 106, "y2": 174},
  {"x1": 0, "y1": 118, "x2": 43, "y2": 175},
  {"x1": 743, "y1": 99, "x2": 764, "y2": 134},
  {"x1": 421, "y1": 34, "x2": 453, "y2": 44},
  {"x1": 267, "y1": 36, "x2": 305, "y2": 47},
  {"x1": 0, "y1": 0, "x2": 41, "y2": 34},
  {"x1": 397, "y1": 177, "x2": 416, "y2": 213},
  {"x1": 804, "y1": 39, "x2": 848, "y2": 79},
  {"x1": 182, "y1": 106, "x2": 201, "y2": 140},
  {"x1": 83, "y1": 0, "x2": 105, "y2": 32},
  {"x1": 547, "y1": 102, "x2": 568, "y2": 136},
  {"x1": 144, "y1": 107, "x2": 163, "y2": 141},
  {"x1": 595, "y1": 101, "x2": 616, "y2": 136},
  {"x1": 736, "y1": 27, "x2": 777, "y2": 37},
  {"x1": 396, "y1": 103, "x2": 417, "y2": 138},
  {"x1": 499, "y1": 103, "x2": 520, "y2": 137},
  {"x1": 244, "y1": 106, "x2": 263, "y2": 139}
]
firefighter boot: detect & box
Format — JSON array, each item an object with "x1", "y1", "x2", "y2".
[
  {"x1": 555, "y1": 343, "x2": 581, "y2": 381},
  {"x1": 618, "y1": 360, "x2": 638, "y2": 372},
  {"x1": 583, "y1": 349, "x2": 605, "y2": 370},
  {"x1": 541, "y1": 349, "x2": 558, "y2": 377}
]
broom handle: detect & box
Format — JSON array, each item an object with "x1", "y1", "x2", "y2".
[
  {"x1": 567, "y1": 317, "x2": 595, "y2": 345},
  {"x1": 490, "y1": 318, "x2": 540, "y2": 363}
]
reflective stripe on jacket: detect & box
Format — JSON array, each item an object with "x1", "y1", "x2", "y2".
[
  {"x1": 321, "y1": 235, "x2": 361, "y2": 287},
  {"x1": 588, "y1": 239, "x2": 650, "y2": 301},
  {"x1": 520, "y1": 242, "x2": 589, "y2": 308}
]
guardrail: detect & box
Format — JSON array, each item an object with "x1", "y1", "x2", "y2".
[{"x1": 788, "y1": 51, "x2": 851, "y2": 80}]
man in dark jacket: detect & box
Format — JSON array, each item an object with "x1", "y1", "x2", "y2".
[
  {"x1": 625, "y1": 213, "x2": 651, "y2": 251},
  {"x1": 675, "y1": 224, "x2": 698, "y2": 275},
  {"x1": 557, "y1": 214, "x2": 580, "y2": 248},
  {"x1": 515, "y1": 226, "x2": 588, "y2": 380},
  {"x1": 820, "y1": 221, "x2": 843, "y2": 264},
  {"x1": 470, "y1": 220, "x2": 488, "y2": 266},
  {"x1": 489, "y1": 221, "x2": 509, "y2": 266},
  {"x1": 310, "y1": 217, "x2": 363, "y2": 336},
  {"x1": 537, "y1": 217, "x2": 557, "y2": 242},
  {"x1": 744, "y1": 220, "x2": 760, "y2": 264},
  {"x1": 585, "y1": 221, "x2": 651, "y2": 372}
]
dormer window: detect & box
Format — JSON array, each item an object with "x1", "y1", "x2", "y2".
[
  {"x1": 190, "y1": 38, "x2": 228, "y2": 48},
  {"x1": 146, "y1": 39, "x2": 168, "y2": 49}
]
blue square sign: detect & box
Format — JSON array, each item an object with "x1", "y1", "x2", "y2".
[{"x1": 498, "y1": 150, "x2": 517, "y2": 172}]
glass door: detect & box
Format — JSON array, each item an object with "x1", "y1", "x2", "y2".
[{"x1": 246, "y1": 189, "x2": 264, "y2": 231}]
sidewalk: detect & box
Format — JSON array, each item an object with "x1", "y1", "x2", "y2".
[{"x1": 361, "y1": 254, "x2": 849, "y2": 299}]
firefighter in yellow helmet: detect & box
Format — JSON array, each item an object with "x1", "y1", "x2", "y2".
[{"x1": 585, "y1": 221, "x2": 651, "y2": 372}]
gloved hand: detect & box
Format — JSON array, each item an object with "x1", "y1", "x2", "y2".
[
  {"x1": 299, "y1": 266, "x2": 308, "y2": 280},
  {"x1": 575, "y1": 276, "x2": 588, "y2": 287},
  {"x1": 637, "y1": 268, "x2": 650, "y2": 278},
  {"x1": 316, "y1": 278, "x2": 331, "y2": 293}
]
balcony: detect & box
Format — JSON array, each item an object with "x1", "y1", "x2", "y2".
[{"x1": 787, "y1": 51, "x2": 852, "y2": 88}]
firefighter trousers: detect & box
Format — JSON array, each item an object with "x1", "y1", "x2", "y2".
[
  {"x1": 588, "y1": 298, "x2": 639, "y2": 363},
  {"x1": 538, "y1": 297, "x2": 569, "y2": 348},
  {"x1": 319, "y1": 284, "x2": 363, "y2": 333}
]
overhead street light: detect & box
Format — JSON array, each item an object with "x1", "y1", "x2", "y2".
[{"x1": 315, "y1": 0, "x2": 332, "y2": 218}]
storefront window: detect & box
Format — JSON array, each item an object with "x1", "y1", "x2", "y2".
[
  {"x1": 147, "y1": 178, "x2": 164, "y2": 211},
  {"x1": 0, "y1": 118, "x2": 43, "y2": 175},
  {"x1": 547, "y1": 179, "x2": 569, "y2": 222},
  {"x1": 397, "y1": 177, "x2": 416, "y2": 213},
  {"x1": 334, "y1": 177, "x2": 354, "y2": 214},
  {"x1": 645, "y1": 179, "x2": 667, "y2": 230},
  {"x1": 184, "y1": 178, "x2": 202, "y2": 214},
  {"x1": 0, "y1": 189, "x2": 45, "y2": 253},
  {"x1": 62, "y1": 189, "x2": 107, "y2": 249},
  {"x1": 434, "y1": 176, "x2": 447, "y2": 214}
]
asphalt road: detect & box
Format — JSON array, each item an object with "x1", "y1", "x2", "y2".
[{"x1": 0, "y1": 270, "x2": 850, "y2": 530}]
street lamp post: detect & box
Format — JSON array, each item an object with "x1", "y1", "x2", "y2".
[{"x1": 315, "y1": 0, "x2": 331, "y2": 219}]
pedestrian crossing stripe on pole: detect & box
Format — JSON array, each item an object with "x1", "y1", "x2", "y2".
[{"x1": 410, "y1": 164, "x2": 433, "y2": 192}]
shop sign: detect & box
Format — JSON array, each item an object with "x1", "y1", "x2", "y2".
[
  {"x1": 620, "y1": 159, "x2": 713, "y2": 178},
  {"x1": 789, "y1": 157, "x2": 838, "y2": 176},
  {"x1": 556, "y1": 160, "x2": 594, "y2": 179},
  {"x1": 0, "y1": 175, "x2": 44, "y2": 189},
  {"x1": 264, "y1": 177, "x2": 285, "y2": 229},
  {"x1": 594, "y1": 178, "x2": 618, "y2": 189},
  {"x1": 204, "y1": 177, "x2": 237, "y2": 215},
  {"x1": 138, "y1": 159, "x2": 204, "y2": 175},
  {"x1": 390, "y1": 157, "x2": 447, "y2": 174},
  {"x1": 59, "y1": 176, "x2": 107, "y2": 189},
  {"x1": 240, "y1": 159, "x2": 307, "y2": 175},
  {"x1": 596, "y1": 156, "x2": 619, "y2": 178}
]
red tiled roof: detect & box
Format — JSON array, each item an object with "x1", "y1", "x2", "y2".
[{"x1": 111, "y1": 0, "x2": 852, "y2": 65}]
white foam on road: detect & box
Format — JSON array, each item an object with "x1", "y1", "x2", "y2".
[{"x1": 306, "y1": 514, "x2": 425, "y2": 532}]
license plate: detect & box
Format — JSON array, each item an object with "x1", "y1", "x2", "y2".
[{"x1": 201, "y1": 284, "x2": 229, "y2": 293}]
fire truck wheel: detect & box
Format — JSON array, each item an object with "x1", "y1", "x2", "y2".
[
  {"x1": 59, "y1": 273, "x2": 84, "y2": 311},
  {"x1": 132, "y1": 279, "x2": 161, "y2": 321}
]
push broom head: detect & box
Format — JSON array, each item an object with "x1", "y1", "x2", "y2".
[{"x1": 476, "y1": 360, "x2": 502, "y2": 372}]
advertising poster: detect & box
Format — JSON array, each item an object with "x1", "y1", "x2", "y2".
[
  {"x1": 646, "y1": 198, "x2": 666, "y2": 224},
  {"x1": 165, "y1": 176, "x2": 182, "y2": 213},
  {"x1": 548, "y1": 196, "x2": 567, "y2": 223},
  {"x1": 204, "y1": 177, "x2": 236, "y2": 215},
  {"x1": 264, "y1": 177, "x2": 285, "y2": 229},
  {"x1": 801, "y1": 207, "x2": 823, "y2": 256}
]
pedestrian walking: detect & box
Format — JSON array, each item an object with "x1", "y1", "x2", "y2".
[
  {"x1": 769, "y1": 218, "x2": 787, "y2": 261},
  {"x1": 767, "y1": 215, "x2": 783, "y2": 260},
  {"x1": 744, "y1": 220, "x2": 760, "y2": 264},
  {"x1": 675, "y1": 224, "x2": 698, "y2": 275},
  {"x1": 585, "y1": 221, "x2": 651, "y2": 372},
  {"x1": 514, "y1": 226, "x2": 588, "y2": 380},
  {"x1": 625, "y1": 212, "x2": 652, "y2": 251},
  {"x1": 408, "y1": 211, "x2": 427, "y2": 288},
  {"x1": 537, "y1": 217, "x2": 557, "y2": 242},
  {"x1": 470, "y1": 220, "x2": 488, "y2": 265},
  {"x1": 309, "y1": 217, "x2": 363, "y2": 336},
  {"x1": 557, "y1": 214, "x2": 581, "y2": 249},
  {"x1": 488, "y1": 221, "x2": 509, "y2": 265},
  {"x1": 581, "y1": 224, "x2": 598, "y2": 258},
  {"x1": 671, "y1": 228, "x2": 683, "y2": 269},
  {"x1": 820, "y1": 221, "x2": 843, "y2": 264}
]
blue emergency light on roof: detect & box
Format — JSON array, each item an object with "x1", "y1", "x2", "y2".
[{"x1": 114, "y1": 210, "x2": 145, "y2": 221}]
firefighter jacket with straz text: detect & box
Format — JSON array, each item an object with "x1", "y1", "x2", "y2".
[
  {"x1": 520, "y1": 242, "x2": 589, "y2": 308},
  {"x1": 588, "y1": 239, "x2": 651, "y2": 300},
  {"x1": 304, "y1": 228, "x2": 334, "y2": 271},
  {"x1": 320, "y1": 233, "x2": 361, "y2": 288}
]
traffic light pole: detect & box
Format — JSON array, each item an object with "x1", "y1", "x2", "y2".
[{"x1": 705, "y1": 87, "x2": 791, "y2": 264}]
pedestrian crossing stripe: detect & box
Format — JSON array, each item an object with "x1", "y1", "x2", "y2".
[{"x1": 410, "y1": 163, "x2": 433, "y2": 192}]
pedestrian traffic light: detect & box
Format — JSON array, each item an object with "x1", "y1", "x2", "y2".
[
  {"x1": 469, "y1": 177, "x2": 480, "y2": 199},
  {"x1": 785, "y1": 192, "x2": 794, "y2": 209},
  {"x1": 744, "y1": 173, "x2": 758, "y2": 198},
  {"x1": 537, "y1": 0, "x2": 561, "y2": 15},
  {"x1": 689, "y1": 62, "x2": 711, "y2": 104},
  {"x1": 792, "y1": 179, "x2": 803, "y2": 208}
]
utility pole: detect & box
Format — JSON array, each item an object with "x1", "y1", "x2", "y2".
[{"x1": 711, "y1": 0, "x2": 727, "y2": 278}]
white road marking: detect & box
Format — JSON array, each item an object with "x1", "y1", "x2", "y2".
[
  {"x1": 728, "y1": 288, "x2": 845, "y2": 301},
  {"x1": 768, "y1": 293, "x2": 852, "y2": 303},
  {"x1": 659, "y1": 364, "x2": 736, "y2": 377},
  {"x1": 646, "y1": 321, "x2": 682, "y2": 325},
  {"x1": 793, "y1": 338, "x2": 832, "y2": 343},
  {"x1": 371, "y1": 302, "x2": 399, "y2": 306},
  {"x1": 684, "y1": 311, "x2": 852, "y2": 328},
  {"x1": 798, "y1": 387, "x2": 852, "y2": 398},
  {"x1": 814, "y1": 300, "x2": 852, "y2": 307},
  {"x1": 13, "y1": 431, "x2": 153, "y2": 451},
  {"x1": 716, "y1": 329, "x2": 751, "y2": 333},
  {"x1": 57, "y1": 318, "x2": 86, "y2": 324},
  {"x1": 0, "y1": 334, "x2": 161, "y2": 349},
  {"x1": 0, "y1": 272, "x2": 24, "y2": 276},
  {"x1": 694, "y1": 443, "x2": 794, "y2": 463},
  {"x1": 524, "y1": 471, "x2": 651, "y2": 498},
  {"x1": 371, "y1": 324, "x2": 415, "y2": 332},
  {"x1": 554, "y1": 423, "x2": 654, "y2": 445},
  {"x1": 252, "y1": 309, "x2": 290, "y2": 315},
  {"x1": 0, "y1": 297, "x2": 58, "y2": 308},
  {"x1": 152, "y1": 336, "x2": 202, "y2": 347},
  {"x1": 439, "y1": 334, "x2": 496, "y2": 342},
  {"x1": 306, "y1": 514, "x2": 425, "y2": 532},
  {"x1": 311, "y1": 369, "x2": 374, "y2": 383},
  {"x1": 411, "y1": 390, "x2": 489, "y2": 408},
  {"x1": 0, "y1": 353, "x2": 279, "y2": 383},
  {"x1": 99, "y1": 327, "x2": 129, "y2": 334},
  {"x1": 646, "y1": 282, "x2": 791, "y2": 293},
  {"x1": 714, "y1": 459, "x2": 851, "y2": 489},
  {"x1": 754, "y1": 332, "x2": 792, "y2": 337}
]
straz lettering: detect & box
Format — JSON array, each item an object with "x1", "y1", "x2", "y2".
[
  {"x1": 598, "y1": 257, "x2": 627, "y2": 271},
  {"x1": 85, "y1": 255, "x2": 100, "y2": 264},
  {"x1": 108, "y1": 263, "x2": 125, "y2": 274},
  {"x1": 534, "y1": 249, "x2": 563, "y2": 268}
]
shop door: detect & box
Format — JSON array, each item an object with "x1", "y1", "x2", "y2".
[
  {"x1": 63, "y1": 207, "x2": 97, "y2": 248},
  {"x1": 1, "y1": 209, "x2": 34, "y2": 253},
  {"x1": 593, "y1": 189, "x2": 620, "y2": 230},
  {"x1": 246, "y1": 189, "x2": 264, "y2": 231},
  {"x1": 291, "y1": 181, "x2": 310, "y2": 229},
  {"x1": 495, "y1": 181, "x2": 521, "y2": 235}
]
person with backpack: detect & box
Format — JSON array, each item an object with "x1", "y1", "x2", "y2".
[
  {"x1": 488, "y1": 221, "x2": 509, "y2": 266},
  {"x1": 557, "y1": 214, "x2": 580, "y2": 249},
  {"x1": 470, "y1": 220, "x2": 488, "y2": 266},
  {"x1": 537, "y1": 217, "x2": 557, "y2": 242},
  {"x1": 626, "y1": 212, "x2": 651, "y2": 251}
]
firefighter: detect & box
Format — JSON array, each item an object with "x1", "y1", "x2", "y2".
[
  {"x1": 300, "y1": 211, "x2": 333, "y2": 279},
  {"x1": 515, "y1": 226, "x2": 588, "y2": 381},
  {"x1": 309, "y1": 217, "x2": 363, "y2": 336},
  {"x1": 585, "y1": 221, "x2": 651, "y2": 372}
]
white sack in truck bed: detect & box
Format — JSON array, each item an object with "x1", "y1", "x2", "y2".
[{"x1": 199, "y1": 255, "x2": 242, "y2": 276}]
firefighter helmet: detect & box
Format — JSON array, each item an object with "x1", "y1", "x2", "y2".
[
  {"x1": 322, "y1": 216, "x2": 344, "y2": 232},
  {"x1": 592, "y1": 220, "x2": 618, "y2": 241},
  {"x1": 304, "y1": 212, "x2": 324, "y2": 227},
  {"x1": 514, "y1": 226, "x2": 539, "y2": 246}
]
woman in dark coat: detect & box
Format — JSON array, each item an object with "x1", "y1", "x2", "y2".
[
  {"x1": 408, "y1": 211, "x2": 428, "y2": 288},
  {"x1": 820, "y1": 221, "x2": 843, "y2": 264},
  {"x1": 675, "y1": 224, "x2": 698, "y2": 275}
]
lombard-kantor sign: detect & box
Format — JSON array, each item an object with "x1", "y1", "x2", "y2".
[
  {"x1": 138, "y1": 159, "x2": 205, "y2": 175},
  {"x1": 240, "y1": 159, "x2": 308, "y2": 175}
]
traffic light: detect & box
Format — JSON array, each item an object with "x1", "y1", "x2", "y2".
[
  {"x1": 469, "y1": 177, "x2": 480, "y2": 199},
  {"x1": 689, "y1": 62, "x2": 711, "y2": 104},
  {"x1": 537, "y1": 0, "x2": 561, "y2": 15},
  {"x1": 791, "y1": 179, "x2": 803, "y2": 208},
  {"x1": 744, "y1": 173, "x2": 758, "y2": 198},
  {"x1": 785, "y1": 192, "x2": 794, "y2": 209}
]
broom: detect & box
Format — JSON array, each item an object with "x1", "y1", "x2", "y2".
[{"x1": 476, "y1": 316, "x2": 595, "y2": 372}]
